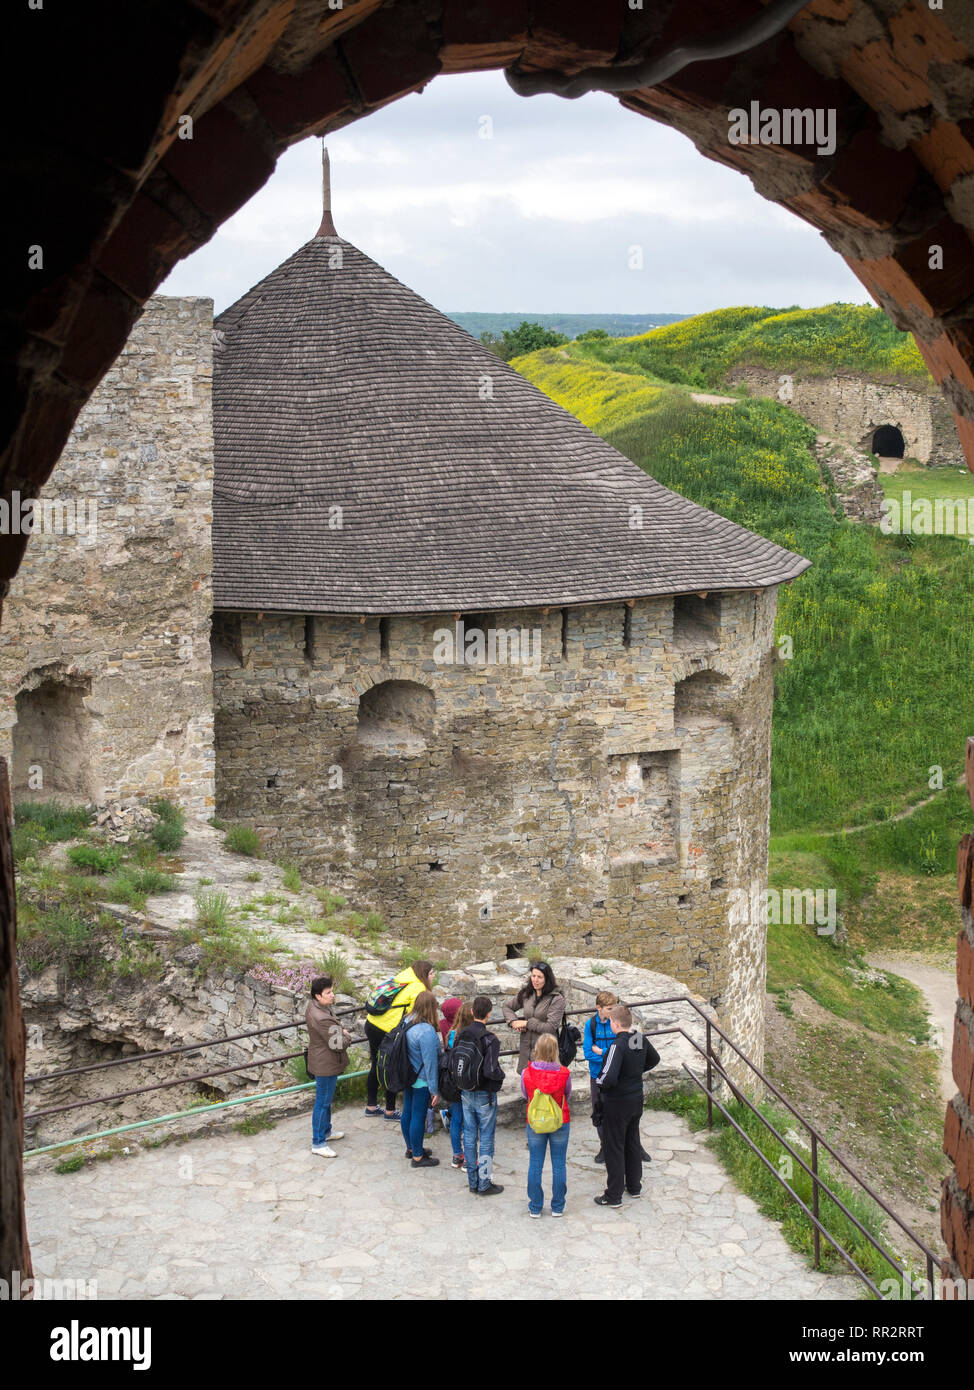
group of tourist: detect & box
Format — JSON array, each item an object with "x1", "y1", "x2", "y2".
[{"x1": 303, "y1": 958, "x2": 661, "y2": 1213}]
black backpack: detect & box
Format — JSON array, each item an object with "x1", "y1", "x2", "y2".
[
  {"x1": 451, "y1": 1030, "x2": 485, "y2": 1091},
  {"x1": 557, "y1": 1007, "x2": 582, "y2": 1067},
  {"x1": 376, "y1": 1018, "x2": 417, "y2": 1095},
  {"x1": 438, "y1": 1047, "x2": 462, "y2": 1103}
]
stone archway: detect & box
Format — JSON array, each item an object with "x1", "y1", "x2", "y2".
[
  {"x1": 871, "y1": 424, "x2": 906, "y2": 459},
  {"x1": 7, "y1": 0, "x2": 974, "y2": 1289},
  {"x1": 12, "y1": 677, "x2": 98, "y2": 804}
]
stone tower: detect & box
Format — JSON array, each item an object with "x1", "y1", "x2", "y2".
[{"x1": 209, "y1": 161, "x2": 809, "y2": 1062}]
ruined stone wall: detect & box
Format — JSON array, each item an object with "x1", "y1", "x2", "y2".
[
  {"x1": 728, "y1": 365, "x2": 965, "y2": 469},
  {"x1": 0, "y1": 297, "x2": 215, "y2": 816},
  {"x1": 214, "y1": 587, "x2": 779, "y2": 1061}
]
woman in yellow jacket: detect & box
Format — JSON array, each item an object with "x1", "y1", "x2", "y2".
[{"x1": 363, "y1": 961, "x2": 435, "y2": 1119}]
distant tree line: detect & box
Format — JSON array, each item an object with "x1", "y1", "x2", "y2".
[{"x1": 479, "y1": 321, "x2": 613, "y2": 362}]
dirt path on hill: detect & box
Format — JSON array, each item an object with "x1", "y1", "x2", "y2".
[{"x1": 866, "y1": 953, "x2": 957, "y2": 1105}]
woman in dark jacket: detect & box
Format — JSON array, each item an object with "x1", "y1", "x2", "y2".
[{"x1": 502, "y1": 961, "x2": 566, "y2": 1074}]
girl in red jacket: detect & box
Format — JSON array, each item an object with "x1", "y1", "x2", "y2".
[{"x1": 521, "y1": 1033, "x2": 572, "y2": 1218}]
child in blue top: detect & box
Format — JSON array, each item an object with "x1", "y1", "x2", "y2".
[
  {"x1": 402, "y1": 991, "x2": 442, "y2": 1168},
  {"x1": 583, "y1": 990, "x2": 617, "y2": 1163}
]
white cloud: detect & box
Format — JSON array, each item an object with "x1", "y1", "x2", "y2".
[{"x1": 160, "y1": 69, "x2": 870, "y2": 317}]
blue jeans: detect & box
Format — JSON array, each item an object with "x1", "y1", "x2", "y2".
[
  {"x1": 526, "y1": 1122, "x2": 570, "y2": 1214},
  {"x1": 312, "y1": 1074, "x2": 338, "y2": 1146},
  {"x1": 401, "y1": 1084, "x2": 430, "y2": 1157},
  {"x1": 462, "y1": 1090, "x2": 497, "y2": 1191},
  {"x1": 448, "y1": 1102, "x2": 464, "y2": 1158}
]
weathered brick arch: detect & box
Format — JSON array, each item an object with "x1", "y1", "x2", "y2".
[{"x1": 6, "y1": 0, "x2": 974, "y2": 1288}]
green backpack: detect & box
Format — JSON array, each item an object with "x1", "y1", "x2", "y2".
[{"x1": 527, "y1": 1087, "x2": 564, "y2": 1134}]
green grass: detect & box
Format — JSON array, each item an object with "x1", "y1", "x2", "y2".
[
  {"x1": 195, "y1": 888, "x2": 231, "y2": 932},
  {"x1": 54, "y1": 1154, "x2": 86, "y2": 1174},
  {"x1": 279, "y1": 861, "x2": 302, "y2": 892},
  {"x1": 233, "y1": 1109, "x2": 276, "y2": 1135},
  {"x1": 515, "y1": 351, "x2": 974, "y2": 842},
  {"x1": 225, "y1": 826, "x2": 260, "y2": 857},
  {"x1": 149, "y1": 799, "x2": 186, "y2": 852},
  {"x1": 553, "y1": 303, "x2": 929, "y2": 388},
  {"x1": 13, "y1": 800, "x2": 90, "y2": 863},
  {"x1": 312, "y1": 886, "x2": 347, "y2": 915},
  {"x1": 66, "y1": 844, "x2": 122, "y2": 875},
  {"x1": 318, "y1": 947, "x2": 353, "y2": 995},
  {"x1": 103, "y1": 867, "x2": 176, "y2": 912}
]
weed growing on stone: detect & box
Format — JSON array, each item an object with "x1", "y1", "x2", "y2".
[
  {"x1": 279, "y1": 861, "x2": 302, "y2": 892},
  {"x1": 195, "y1": 888, "x2": 231, "y2": 932},
  {"x1": 208, "y1": 817, "x2": 227, "y2": 831},
  {"x1": 198, "y1": 876, "x2": 214, "y2": 886},
  {"x1": 225, "y1": 826, "x2": 260, "y2": 857},
  {"x1": 67, "y1": 844, "x2": 123, "y2": 875},
  {"x1": 149, "y1": 799, "x2": 187, "y2": 852},
  {"x1": 245, "y1": 871, "x2": 262, "y2": 883},
  {"x1": 319, "y1": 947, "x2": 354, "y2": 996},
  {"x1": 54, "y1": 1154, "x2": 86, "y2": 1174},
  {"x1": 233, "y1": 1109, "x2": 276, "y2": 1135},
  {"x1": 104, "y1": 867, "x2": 176, "y2": 911},
  {"x1": 313, "y1": 886, "x2": 347, "y2": 915}
]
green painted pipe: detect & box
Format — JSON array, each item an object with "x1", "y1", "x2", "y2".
[{"x1": 23, "y1": 1069, "x2": 369, "y2": 1158}]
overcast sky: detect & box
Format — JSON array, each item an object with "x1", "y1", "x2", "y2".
[{"x1": 161, "y1": 69, "x2": 870, "y2": 318}]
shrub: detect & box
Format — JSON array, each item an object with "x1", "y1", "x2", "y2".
[
  {"x1": 67, "y1": 844, "x2": 123, "y2": 875},
  {"x1": 54, "y1": 1154, "x2": 86, "y2": 1174},
  {"x1": 104, "y1": 867, "x2": 176, "y2": 911},
  {"x1": 226, "y1": 826, "x2": 260, "y2": 857},
  {"x1": 149, "y1": 799, "x2": 186, "y2": 852},
  {"x1": 195, "y1": 888, "x2": 231, "y2": 932},
  {"x1": 319, "y1": 947, "x2": 354, "y2": 996}
]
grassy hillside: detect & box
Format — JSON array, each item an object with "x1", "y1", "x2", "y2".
[
  {"x1": 514, "y1": 349, "x2": 971, "y2": 844},
  {"x1": 565, "y1": 303, "x2": 930, "y2": 388},
  {"x1": 448, "y1": 311, "x2": 688, "y2": 339}
]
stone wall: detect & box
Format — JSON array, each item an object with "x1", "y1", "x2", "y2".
[
  {"x1": 728, "y1": 366, "x2": 966, "y2": 469},
  {"x1": 214, "y1": 588, "x2": 779, "y2": 1063},
  {"x1": 0, "y1": 297, "x2": 216, "y2": 816}
]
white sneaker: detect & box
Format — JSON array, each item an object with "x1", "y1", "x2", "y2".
[
  {"x1": 551, "y1": 1210, "x2": 565, "y2": 1218},
  {"x1": 326, "y1": 1131, "x2": 345, "y2": 1141},
  {"x1": 528, "y1": 1210, "x2": 541, "y2": 1219},
  {"x1": 311, "y1": 1144, "x2": 337, "y2": 1157}
]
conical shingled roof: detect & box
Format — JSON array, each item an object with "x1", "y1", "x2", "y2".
[{"x1": 212, "y1": 234, "x2": 809, "y2": 615}]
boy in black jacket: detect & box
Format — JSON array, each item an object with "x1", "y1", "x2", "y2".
[
  {"x1": 593, "y1": 1003, "x2": 660, "y2": 1208},
  {"x1": 457, "y1": 995, "x2": 506, "y2": 1196}
]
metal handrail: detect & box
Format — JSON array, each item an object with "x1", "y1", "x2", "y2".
[{"x1": 650, "y1": 1024, "x2": 933, "y2": 1298}]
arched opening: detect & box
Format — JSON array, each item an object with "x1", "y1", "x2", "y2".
[
  {"x1": 12, "y1": 678, "x2": 97, "y2": 803},
  {"x1": 357, "y1": 679, "x2": 434, "y2": 752},
  {"x1": 871, "y1": 425, "x2": 905, "y2": 459},
  {"x1": 674, "y1": 668, "x2": 734, "y2": 731}
]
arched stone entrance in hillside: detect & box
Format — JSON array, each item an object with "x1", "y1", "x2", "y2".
[{"x1": 871, "y1": 424, "x2": 906, "y2": 459}]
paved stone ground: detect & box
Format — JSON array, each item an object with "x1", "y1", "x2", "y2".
[{"x1": 26, "y1": 1105, "x2": 862, "y2": 1301}]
